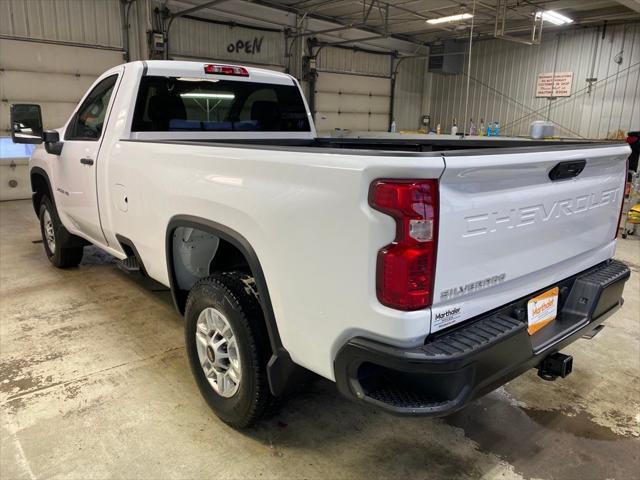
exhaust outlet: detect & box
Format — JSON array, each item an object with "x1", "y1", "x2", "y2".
[{"x1": 537, "y1": 352, "x2": 573, "y2": 381}]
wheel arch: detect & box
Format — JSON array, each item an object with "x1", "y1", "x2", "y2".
[
  {"x1": 166, "y1": 215, "x2": 299, "y2": 396},
  {"x1": 30, "y1": 167, "x2": 54, "y2": 215}
]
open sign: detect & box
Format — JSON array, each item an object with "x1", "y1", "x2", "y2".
[{"x1": 227, "y1": 37, "x2": 264, "y2": 55}]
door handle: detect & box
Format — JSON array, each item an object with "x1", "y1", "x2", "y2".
[
  {"x1": 80, "y1": 157, "x2": 94, "y2": 166},
  {"x1": 548, "y1": 160, "x2": 586, "y2": 181}
]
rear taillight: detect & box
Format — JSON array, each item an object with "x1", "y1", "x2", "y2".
[
  {"x1": 369, "y1": 179, "x2": 439, "y2": 311},
  {"x1": 204, "y1": 64, "x2": 249, "y2": 77}
]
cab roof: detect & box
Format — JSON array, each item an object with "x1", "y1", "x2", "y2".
[{"x1": 138, "y1": 60, "x2": 295, "y2": 86}]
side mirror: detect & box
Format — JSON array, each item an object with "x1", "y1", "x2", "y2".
[
  {"x1": 43, "y1": 130, "x2": 60, "y2": 143},
  {"x1": 10, "y1": 104, "x2": 44, "y2": 144}
]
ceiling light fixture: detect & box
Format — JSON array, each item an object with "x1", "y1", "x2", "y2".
[
  {"x1": 535, "y1": 10, "x2": 574, "y2": 25},
  {"x1": 426, "y1": 13, "x2": 473, "y2": 25}
]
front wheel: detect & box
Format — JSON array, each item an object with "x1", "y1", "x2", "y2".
[
  {"x1": 39, "y1": 196, "x2": 84, "y2": 268},
  {"x1": 185, "y1": 272, "x2": 274, "y2": 428}
]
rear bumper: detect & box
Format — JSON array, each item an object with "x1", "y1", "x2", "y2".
[{"x1": 334, "y1": 259, "x2": 630, "y2": 416}]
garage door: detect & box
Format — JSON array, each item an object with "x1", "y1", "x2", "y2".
[
  {"x1": 0, "y1": 39, "x2": 123, "y2": 200},
  {"x1": 314, "y1": 71, "x2": 390, "y2": 133},
  {"x1": 0, "y1": 38, "x2": 124, "y2": 134}
]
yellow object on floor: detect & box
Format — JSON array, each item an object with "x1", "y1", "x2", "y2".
[{"x1": 627, "y1": 204, "x2": 640, "y2": 225}]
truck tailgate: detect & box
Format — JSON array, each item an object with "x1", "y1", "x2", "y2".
[{"x1": 431, "y1": 144, "x2": 628, "y2": 333}]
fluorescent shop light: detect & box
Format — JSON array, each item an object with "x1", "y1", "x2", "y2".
[
  {"x1": 535, "y1": 10, "x2": 574, "y2": 25},
  {"x1": 426, "y1": 13, "x2": 473, "y2": 24},
  {"x1": 180, "y1": 93, "x2": 235, "y2": 99}
]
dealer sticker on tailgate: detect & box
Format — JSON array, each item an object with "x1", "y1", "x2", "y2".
[{"x1": 527, "y1": 287, "x2": 559, "y2": 335}]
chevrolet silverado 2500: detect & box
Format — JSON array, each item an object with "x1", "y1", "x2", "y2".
[{"x1": 10, "y1": 61, "x2": 631, "y2": 427}]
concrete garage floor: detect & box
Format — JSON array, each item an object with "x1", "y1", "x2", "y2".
[{"x1": 1, "y1": 199, "x2": 638, "y2": 480}]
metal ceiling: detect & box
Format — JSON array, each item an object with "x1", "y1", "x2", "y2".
[
  {"x1": 163, "y1": 0, "x2": 640, "y2": 52},
  {"x1": 268, "y1": 0, "x2": 639, "y2": 41}
]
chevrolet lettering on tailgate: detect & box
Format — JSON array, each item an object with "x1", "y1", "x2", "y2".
[{"x1": 463, "y1": 187, "x2": 620, "y2": 238}]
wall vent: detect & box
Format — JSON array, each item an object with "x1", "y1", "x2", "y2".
[{"x1": 428, "y1": 40, "x2": 465, "y2": 75}]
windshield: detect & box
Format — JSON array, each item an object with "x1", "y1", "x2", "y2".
[{"x1": 132, "y1": 76, "x2": 310, "y2": 132}]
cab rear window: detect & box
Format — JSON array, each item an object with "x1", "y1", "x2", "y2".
[{"x1": 131, "y1": 76, "x2": 310, "y2": 132}]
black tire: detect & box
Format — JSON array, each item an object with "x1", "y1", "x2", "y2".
[
  {"x1": 39, "y1": 195, "x2": 84, "y2": 268},
  {"x1": 185, "y1": 272, "x2": 274, "y2": 428}
]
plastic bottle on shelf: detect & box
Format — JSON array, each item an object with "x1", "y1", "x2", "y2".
[
  {"x1": 436, "y1": 123, "x2": 441, "y2": 134},
  {"x1": 451, "y1": 118, "x2": 458, "y2": 135},
  {"x1": 494, "y1": 121, "x2": 500, "y2": 136},
  {"x1": 479, "y1": 118, "x2": 485, "y2": 136},
  {"x1": 487, "y1": 122, "x2": 494, "y2": 137},
  {"x1": 390, "y1": 120, "x2": 397, "y2": 133},
  {"x1": 469, "y1": 118, "x2": 477, "y2": 136}
]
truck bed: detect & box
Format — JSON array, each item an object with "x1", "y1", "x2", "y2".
[{"x1": 118, "y1": 136, "x2": 628, "y2": 336}]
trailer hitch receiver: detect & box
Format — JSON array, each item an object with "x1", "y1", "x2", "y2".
[{"x1": 537, "y1": 352, "x2": 573, "y2": 381}]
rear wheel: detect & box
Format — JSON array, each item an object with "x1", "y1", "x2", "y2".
[
  {"x1": 39, "y1": 196, "x2": 84, "y2": 268},
  {"x1": 185, "y1": 272, "x2": 274, "y2": 428}
]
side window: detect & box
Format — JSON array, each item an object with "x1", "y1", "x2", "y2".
[{"x1": 66, "y1": 75, "x2": 118, "y2": 141}]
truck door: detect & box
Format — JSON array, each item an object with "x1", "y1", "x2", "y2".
[{"x1": 55, "y1": 72, "x2": 121, "y2": 244}]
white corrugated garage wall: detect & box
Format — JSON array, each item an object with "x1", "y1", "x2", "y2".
[
  {"x1": 393, "y1": 56, "x2": 428, "y2": 131},
  {"x1": 169, "y1": 16, "x2": 287, "y2": 72},
  {"x1": 0, "y1": 0, "x2": 124, "y2": 200},
  {"x1": 314, "y1": 47, "x2": 391, "y2": 133},
  {"x1": 428, "y1": 23, "x2": 640, "y2": 139}
]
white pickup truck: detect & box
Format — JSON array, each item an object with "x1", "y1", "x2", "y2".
[{"x1": 11, "y1": 61, "x2": 631, "y2": 427}]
